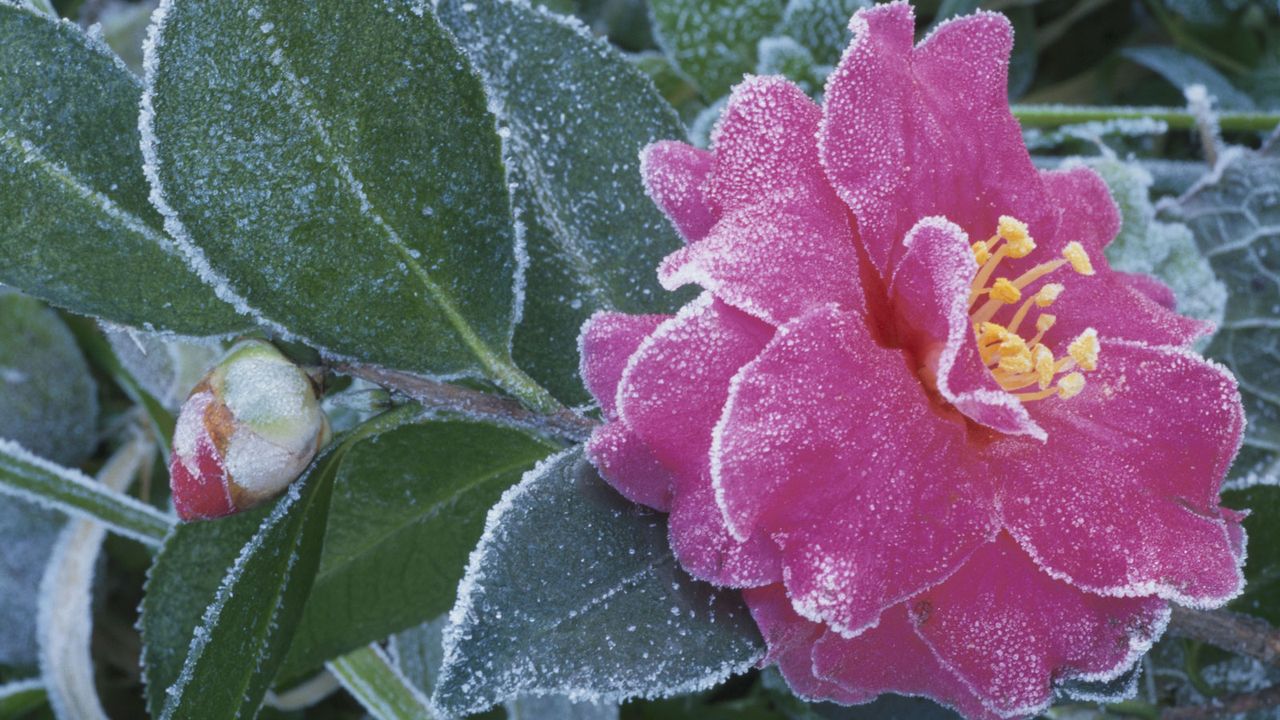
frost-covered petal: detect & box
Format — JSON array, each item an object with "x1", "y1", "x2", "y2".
[
  {"x1": 661, "y1": 76, "x2": 862, "y2": 326},
  {"x1": 669, "y1": 471, "x2": 782, "y2": 588},
  {"x1": 578, "y1": 311, "x2": 668, "y2": 418},
  {"x1": 998, "y1": 340, "x2": 1246, "y2": 605},
  {"x1": 1118, "y1": 272, "x2": 1178, "y2": 310},
  {"x1": 911, "y1": 535, "x2": 1170, "y2": 718},
  {"x1": 714, "y1": 304, "x2": 997, "y2": 635},
  {"x1": 616, "y1": 293, "x2": 773, "y2": 476},
  {"x1": 820, "y1": 3, "x2": 1051, "y2": 275},
  {"x1": 641, "y1": 140, "x2": 718, "y2": 243},
  {"x1": 743, "y1": 584, "x2": 877, "y2": 704},
  {"x1": 170, "y1": 391, "x2": 235, "y2": 521},
  {"x1": 890, "y1": 216, "x2": 1043, "y2": 439},
  {"x1": 584, "y1": 421, "x2": 675, "y2": 512}
]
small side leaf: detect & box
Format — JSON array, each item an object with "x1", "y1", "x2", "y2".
[
  {"x1": 438, "y1": 0, "x2": 689, "y2": 404},
  {"x1": 0, "y1": 2, "x2": 246, "y2": 335},
  {"x1": 433, "y1": 447, "x2": 763, "y2": 716}
]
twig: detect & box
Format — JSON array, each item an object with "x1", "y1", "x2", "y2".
[
  {"x1": 334, "y1": 363, "x2": 597, "y2": 444},
  {"x1": 1168, "y1": 606, "x2": 1280, "y2": 668},
  {"x1": 1161, "y1": 685, "x2": 1280, "y2": 719}
]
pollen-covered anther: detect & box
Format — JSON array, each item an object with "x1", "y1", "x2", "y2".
[
  {"x1": 1068, "y1": 328, "x2": 1100, "y2": 371},
  {"x1": 1032, "y1": 345, "x2": 1055, "y2": 389},
  {"x1": 971, "y1": 240, "x2": 991, "y2": 265},
  {"x1": 1063, "y1": 241, "x2": 1095, "y2": 276},
  {"x1": 990, "y1": 278, "x2": 1021, "y2": 304},
  {"x1": 1034, "y1": 283, "x2": 1063, "y2": 307},
  {"x1": 977, "y1": 321, "x2": 1008, "y2": 345},
  {"x1": 1035, "y1": 314, "x2": 1056, "y2": 334},
  {"x1": 997, "y1": 215, "x2": 1035, "y2": 258},
  {"x1": 998, "y1": 352, "x2": 1033, "y2": 374},
  {"x1": 1058, "y1": 372, "x2": 1086, "y2": 399}
]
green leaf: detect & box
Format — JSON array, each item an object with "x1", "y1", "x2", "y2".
[
  {"x1": 278, "y1": 419, "x2": 555, "y2": 680},
  {"x1": 1161, "y1": 135, "x2": 1280, "y2": 485},
  {"x1": 0, "y1": 680, "x2": 46, "y2": 717},
  {"x1": 143, "y1": 0, "x2": 525, "y2": 386},
  {"x1": 1123, "y1": 46, "x2": 1256, "y2": 110},
  {"x1": 139, "y1": 405, "x2": 420, "y2": 719},
  {"x1": 756, "y1": 36, "x2": 821, "y2": 95},
  {"x1": 650, "y1": 0, "x2": 785, "y2": 99},
  {"x1": 326, "y1": 645, "x2": 433, "y2": 720},
  {"x1": 438, "y1": 0, "x2": 689, "y2": 405},
  {"x1": 0, "y1": 1, "x2": 246, "y2": 336},
  {"x1": 775, "y1": 0, "x2": 868, "y2": 68},
  {"x1": 433, "y1": 447, "x2": 763, "y2": 717},
  {"x1": 1086, "y1": 156, "x2": 1226, "y2": 332}
]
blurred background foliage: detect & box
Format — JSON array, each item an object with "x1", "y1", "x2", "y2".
[{"x1": 2, "y1": 0, "x2": 1278, "y2": 719}]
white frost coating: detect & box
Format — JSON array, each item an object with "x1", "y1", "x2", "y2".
[
  {"x1": 327, "y1": 644, "x2": 434, "y2": 720},
  {"x1": 612, "y1": 292, "x2": 714, "y2": 435},
  {"x1": 436, "y1": 448, "x2": 760, "y2": 715},
  {"x1": 3, "y1": 0, "x2": 140, "y2": 86},
  {"x1": 0, "y1": 437, "x2": 172, "y2": 547},
  {"x1": 157, "y1": 475, "x2": 311, "y2": 718},
  {"x1": 38, "y1": 434, "x2": 152, "y2": 720}
]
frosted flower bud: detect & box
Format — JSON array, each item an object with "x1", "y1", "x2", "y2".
[{"x1": 169, "y1": 339, "x2": 330, "y2": 521}]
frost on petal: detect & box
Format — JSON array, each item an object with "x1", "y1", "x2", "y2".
[
  {"x1": 585, "y1": 422, "x2": 675, "y2": 513},
  {"x1": 579, "y1": 311, "x2": 668, "y2": 418},
  {"x1": 668, "y1": 471, "x2": 781, "y2": 589},
  {"x1": 662, "y1": 76, "x2": 862, "y2": 326},
  {"x1": 812, "y1": 604, "x2": 1002, "y2": 720},
  {"x1": 820, "y1": 3, "x2": 1051, "y2": 276},
  {"x1": 1117, "y1": 272, "x2": 1178, "y2": 310},
  {"x1": 616, "y1": 294, "x2": 773, "y2": 477},
  {"x1": 743, "y1": 584, "x2": 869, "y2": 705},
  {"x1": 890, "y1": 216, "x2": 1044, "y2": 439},
  {"x1": 714, "y1": 305, "x2": 997, "y2": 636},
  {"x1": 641, "y1": 141, "x2": 718, "y2": 244},
  {"x1": 1033, "y1": 168, "x2": 1209, "y2": 347},
  {"x1": 911, "y1": 535, "x2": 1170, "y2": 719},
  {"x1": 997, "y1": 340, "x2": 1246, "y2": 606}
]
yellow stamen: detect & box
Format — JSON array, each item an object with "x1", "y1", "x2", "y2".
[
  {"x1": 1067, "y1": 328, "x2": 1100, "y2": 371},
  {"x1": 998, "y1": 216, "x2": 1035, "y2": 258},
  {"x1": 990, "y1": 278, "x2": 1021, "y2": 305},
  {"x1": 970, "y1": 245, "x2": 1009, "y2": 306},
  {"x1": 1057, "y1": 372, "x2": 1086, "y2": 399},
  {"x1": 977, "y1": 322, "x2": 1008, "y2": 345},
  {"x1": 1063, "y1": 242, "x2": 1095, "y2": 276},
  {"x1": 972, "y1": 241, "x2": 991, "y2": 265},
  {"x1": 1034, "y1": 283, "x2": 1064, "y2": 307},
  {"x1": 1032, "y1": 345, "x2": 1055, "y2": 390},
  {"x1": 998, "y1": 351, "x2": 1033, "y2": 374},
  {"x1": 1035, "y1": 314, "x2": 1056, "y2": 334}
]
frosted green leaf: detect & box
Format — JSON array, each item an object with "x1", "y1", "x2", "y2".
[
  {"x1": 0, "y1": 293, "x2": 97, "y2": 669},
  {"x1": 651, "y1": 0, "x2": 785, "y2": 99},
  {"x1": 775, "y1": 0, "x2": 868, "y2": 67},
  {"x1": 102, "y1": 327, "x2": 222, "y2": 412},
  {"x1": 143, "y1": 0, "x2": 524, "y2": 384},
  {"x1": 756, "y1": 36, "x2": 822, "y2": 95},
  {"x1": 277, "y1": 419, "x2": 554, "y2": 681},
  {"x1": 0, "y1": 1, "x2": 246, "y2": 336},
  {"x1": 1160, "y1": 135, "x2": 1280, "y2": 485},
  {"x1": 1123, "y1": 46, "x2": 1256, "y2": 110},
  {"x1": 433, "y1": 447, "x2": 763, "y2": 717},
  {"x1": 1083, "y1": 156, "x2": 1227, "y2": 332},
  {"x1": 438, "y1": 0, "x2": 689, "y2": 404}
]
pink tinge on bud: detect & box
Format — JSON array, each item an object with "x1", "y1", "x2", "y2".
[{"x1": 170, "y1": 391, "x2": 236, "y2": 521}]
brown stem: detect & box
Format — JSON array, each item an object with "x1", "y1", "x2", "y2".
[
  {"x1": 1168, "y1": 606, "x2": 1280, "y2": 668},
  {"x1": 1161, "y1": 685, "x2": 1280, "y2": 719},
  {"x1": 334, "y1": 362, "x2": 598, "y2": 444}
]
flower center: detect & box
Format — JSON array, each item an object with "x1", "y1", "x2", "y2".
[{"x1": 967, "y1": 216, "x2": 1099, "y2": 403}]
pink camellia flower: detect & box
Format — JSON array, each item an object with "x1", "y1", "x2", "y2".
[
  {"x1": 579, "y1": 2, "x2": 1247, "y2": 717},
  {"x1": 170, "y1": 339, "x2": 330, "y2": 522}
]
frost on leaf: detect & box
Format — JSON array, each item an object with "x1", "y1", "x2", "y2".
[
  {"x1": 102, "y1": 326, "x2": 222, "y2": 412},
  {"x1": 0, "y1": 293, "x2": 98, "y2": 668},
  {"x1": 1085, "y1": 156, "x2": 1227, "y2": 334},
  {"x1": 650, "y1": 0, "x2": 785, "y2": 99},
  {"x1": 143, "y1": 0, "x2": 518, "y2": 380},
  {"x1": 775, "y1": 0, "x2": 869, "y2": 67},
  {"x1": 1160, "y1": 133, "x2": 1280, "y2": 487},
  {"x1": 438, "y1": 0, "x2": 689, "y2": 404},
  {"x1": 432, "y1": 447, "x2": 763, "y2": 717},
  {"x1": 0, "y1": 2, "x2": 245, "y2": 336}
]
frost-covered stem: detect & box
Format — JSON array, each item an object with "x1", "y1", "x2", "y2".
[
  {"x1": 1161, "y1": 684, "x2": 1280, "y2": 719},
  {"x1": 0, "y1": 438, "x2": 173, "y2": 546},
  {"x1": 1011, "y1": 104, "x2": 1280, "y2": 133},
  {"x1": 265, "y1": 672, "x2": 342, "y2": 711},
  {"x1": 1168, "y1": 606, "x2": 1280, "y2": 667},
  {"x1": 335, "y1": 363, "x2": 596, "y2": 444},
  {"x1": 327, "y1": 644, "x2": 434, "y2": 720},
  {"x1": 484, "y1": 358, "x2": 566, "y2": 416}
]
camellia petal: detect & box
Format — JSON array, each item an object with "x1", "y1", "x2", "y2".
[
  {"x1": 578, "y1": 311, "x2": 669, "y2": 419},
  {"x1": 668, "y1": 471, "x2": 782, "y2": 588},
  {"x1": 997, "y1": 340, "x2": 1246, "y2": 606},
  {"x1": 640, "y1": 140, "x2": 718, "y2": 243},
  {"x1": 911, "y1": 535, "x2": 1170, "y2": 718},
  {"x1": 713, "y1": 304, "x2": 998, "y2": 635},
  {"x1": 584, "y1": 421, "x2": 675, "y2": 512},
  {"x1": 820, "y1": 2, "x2": 1051, "y2": 275},
  {"x1": 660, "y1": 77, "x2": 863, "y2": 326}
]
